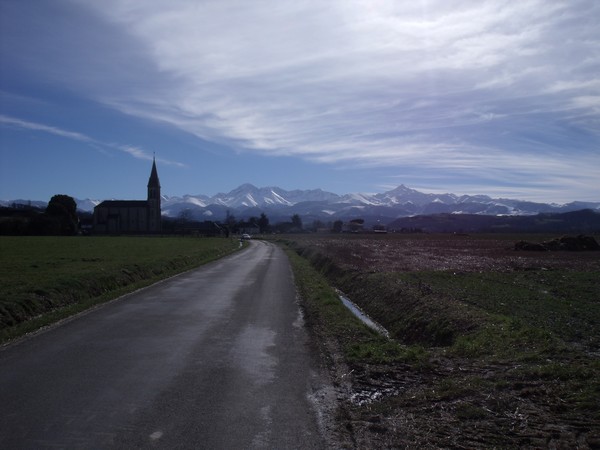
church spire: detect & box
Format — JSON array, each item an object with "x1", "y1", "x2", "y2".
[
  {"x1": 147, "y1": 156, "x2": 162, "y2": 232},
  {"x1": 148, "y1": 155, "x2": 160, "y2": 188}
]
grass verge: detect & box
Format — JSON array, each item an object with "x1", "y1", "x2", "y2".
[
  {"x1": 277, "y1": 235, "x2": 600, "y2": 448},
  {"x1": 283, "y1": 245, "x2": 427, "y2": 366},
  {"x1": 1, "y1": 236, "x2": 242, "y2": 343}
]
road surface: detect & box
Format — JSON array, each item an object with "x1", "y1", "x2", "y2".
[{"x1": 0, "y1": 240, "x2": 334, "y2": 449}]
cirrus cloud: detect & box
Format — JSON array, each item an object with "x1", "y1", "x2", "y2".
[
  {"x1": 4, "y1": 0, "x2": 599, "y2": 201},
  {"x1": 0, "y1": 115, "x2": 185, "y2": 167}
]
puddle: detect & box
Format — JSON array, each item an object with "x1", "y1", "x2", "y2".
[
  {"x1": 350, "y1": 386, "x2": 402, "y2": 406},
  {"x1": 337, "y1": 290, "x2": 390, "y2": 339}
]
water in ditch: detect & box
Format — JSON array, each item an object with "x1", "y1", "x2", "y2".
[{"x1": 337, "y1": 291, "x2": 390, "y2": 339}]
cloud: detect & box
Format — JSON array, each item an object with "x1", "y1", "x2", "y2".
[
  {"x1": 117, "y1": 145, "x2": 152, "y2": 161},
  {"x1": 0, "y1": 115, "x2": 94, "y2": 143},
  {"x1": 5, "y1": 0, "x2": 599, "y2": 200},
  {"x1": 0, "y1": 115, "x2": 185, "y2": 167},
  {"x1": 77, "y1": 3, "x2": 595, "y2": 136}
]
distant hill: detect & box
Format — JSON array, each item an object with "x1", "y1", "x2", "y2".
[
  {"x1": 3, "y1": 183, "x2": 599, "y2": 227},
  {"x1": 387, "y1": 209, "x2": 600, "y2": 234}
]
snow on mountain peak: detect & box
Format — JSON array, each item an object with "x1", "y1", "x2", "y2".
[
  {"x1": 339, "y1": 193, "x2": 380, "y2": 205},
  {"x1": 269, "y1": 190, "x2": 293, "y2": 206},
  {"x1": 243, "y1": 193, "x2": 258, "y2": 207},
  {"x1": 183, "y1": 196, "x2": 207, "y2": 207},
  {"x1": 7, "y1": 184, "x2": 597, "y2": 223}
]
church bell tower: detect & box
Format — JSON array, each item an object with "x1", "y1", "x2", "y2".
[{"x1": 147, "y1": 157, "x2": 161, "y2": 232}]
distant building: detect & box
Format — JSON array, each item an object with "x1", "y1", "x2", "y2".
[{"x1": 93, "y1": 159, "x2": 162, "y2": 234}]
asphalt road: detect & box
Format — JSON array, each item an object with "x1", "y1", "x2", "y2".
[{"x1": 0, "y1": 240, "x2": 333, "y2": 449}]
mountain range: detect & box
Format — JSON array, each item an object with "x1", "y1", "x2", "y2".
[
  {"x1": 150, "y1": 183, "x2": 600, "y2": 225},
  {"x1": 4, "y1": 184, "x2": 597, "y2": 227}
]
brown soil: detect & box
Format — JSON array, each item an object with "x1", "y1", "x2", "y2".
[
  {"x1": 290, "y1": 234, "x2": 600, "y2": 449},
  {"x1": 340, "y1": 358, "x2": 600, "y2": 449},
  {"x1": 293, "y1": 233, "x2": 600, "y2": 273}
]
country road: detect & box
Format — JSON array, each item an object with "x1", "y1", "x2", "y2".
[{"x1": 0, "y1": 240, "x2": 335, "y2": 449}]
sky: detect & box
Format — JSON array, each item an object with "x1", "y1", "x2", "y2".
[{"x1": 1, "y1": 0, "x2": 599, "y2": 203}]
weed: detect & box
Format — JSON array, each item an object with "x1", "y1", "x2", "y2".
[
  {"x1": 455, "y1": 403, "x2": 489, "y2": 420},
  {"x1": 346, "y1": 339, "x2": 426, "y2": 364}
]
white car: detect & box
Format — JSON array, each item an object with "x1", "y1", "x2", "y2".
[{"x1": 241, "y1": 233, "x2": 252, "y2": 240}]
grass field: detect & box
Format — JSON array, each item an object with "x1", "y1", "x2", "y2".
[
  {"x1": 278, "y1": 233, "x2": 600, "y2": 448},
  {"x1": 0, "y1": 236, "x2": 241, "y2": 342}
]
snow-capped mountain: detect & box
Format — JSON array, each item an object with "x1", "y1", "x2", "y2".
[
  {"x1": 156, "y1": 184, "x2": 599, "y2": 224},
  {"x1": 160, "y1": 184, "x2": 342, "y2": 217},
  {"x1": 207, "y1": 183, "x2": 341, "y2": 208},
  {"x1": 3, "y1": 184, "x2": 598, "y2": 226},
  {"x1": 0, "y1": 199, "x2": 48, "y2": 209},
  {"x1": 73, "y1": 198, "x2": 102, "y2": 211}
]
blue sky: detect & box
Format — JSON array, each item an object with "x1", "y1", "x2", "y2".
[{"x1": 1, "y1": 0, "x2": 599, "y2": 203}]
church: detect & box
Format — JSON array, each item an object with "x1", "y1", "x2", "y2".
[{"x1": 93, "y1": 158, "x2": 162, "y2": 234}]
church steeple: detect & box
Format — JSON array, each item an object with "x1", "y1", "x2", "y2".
[
  {"x1": 147, "y1": 156, "x2": 161, "y2": 232},
  {"x1": 148, "y1": 155, "x2": 160, "y2": 190}
]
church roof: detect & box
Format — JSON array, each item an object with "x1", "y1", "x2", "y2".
[
  {"x1": 148, "y1": 158, "x2": 160, "y2": 188},
  {"x1": 95, "y1": 200, "x2": 148, "y2": 209},
  {"x1": 94, "y1": 160, "x2": 160, "y2": 211}
]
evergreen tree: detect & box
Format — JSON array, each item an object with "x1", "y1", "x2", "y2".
[
  {"x1": 291, "y1": 214, "x2": 302, "y2": 230},
  {"x1": 46, "y1": 194, "x2": 78, "y2": 235},
  {"x1": 258, "y1": 213, "x2": 269, "y2": 233}
]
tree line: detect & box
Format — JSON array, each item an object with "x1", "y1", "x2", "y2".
[
  {"x1": 173, "y1": 209, "x2": 355, "y2": 235},
  {"x1": 175, "y1": 210, "x2": 307, "y2": 235},
  {"x1": 0, "y1": 195, "x2": 79, "y2": 235},
  {"x1": 1, "y1": 193, "x2": 369, "y2": 236}
]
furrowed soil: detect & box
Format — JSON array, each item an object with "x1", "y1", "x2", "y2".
[{"x1": 280, "y1": 233, "x2": 600, "y2": 449}]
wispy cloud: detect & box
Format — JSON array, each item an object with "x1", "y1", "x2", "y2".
[
  {"x1": 0, "y1": 115, "x2": 185, "y2": 167},
  {"x1": 81, "y1": 4, "x2": 596, "y2": 139},
  {"x1": 5, "y1": 0, "x2": 599, "y2": 200},
  {"x1": 0, "y1": 115, "x2": 94, "y2": 143},
  {"x1": 116, "y1": 145, "x2": 153, "y2": 161}
]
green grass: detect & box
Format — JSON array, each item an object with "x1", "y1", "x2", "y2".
[
  {"x1": 277, "y1": 234, "x2": 600, "y2": 444},
  {"x1": 373, "y1": 269, "x2": 600, "y2": 359},
  {"x1": 0, "y1": 236, "x2": 241, "y2": 342},
  {"x1": 455, "y1": 403, "x2": 490, "y2": 420},
  {"x1": 346, "y1": 340, "x2": 427, "y2": 364},
  {"x1": 277, "y1": 235, "x2": 600, "y2": 358},
  {"x1": 412, "y1": 270, "x2": 600, "y2": 347},
  {"x1": 288, "y1": 259, "x2": 600, "y2": 359},
  {"x1": 283, "y1": 245, "x2": 427, "y2": 365}
]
